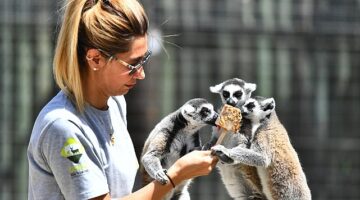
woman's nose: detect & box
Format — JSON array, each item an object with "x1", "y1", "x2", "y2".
[{"x1": 132, "y1": 67, "x2": 145, "y2": 80}]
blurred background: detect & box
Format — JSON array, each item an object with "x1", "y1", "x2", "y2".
[{"x1": 1, "y1": 0, "x2": 359, "y2": 199}]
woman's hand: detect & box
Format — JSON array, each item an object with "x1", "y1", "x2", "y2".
[
  {"x1": 166, "y1": 150, "x2": 218, "y2": 186},
  {"x1": 118, "y1": 150, "x2": 218, "y2": 200}
]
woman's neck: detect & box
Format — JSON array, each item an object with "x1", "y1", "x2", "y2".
[
  {"x1": 82, "y1": 73, "x2": 109, "y2": 110},
  {"x1": 86, "y1": 93, "x2": 109, "y2": 110}
]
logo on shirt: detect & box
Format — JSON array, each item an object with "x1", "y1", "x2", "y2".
[
  {"x1": 69, "y1": 163, "x2": 88, "y2": 176},
  {"x1": 60, "y1": 138, "x2": 85, "y2": 164}
]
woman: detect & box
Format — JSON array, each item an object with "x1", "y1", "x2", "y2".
[{"x1": 27, "y1": 0, "x2": 218, "y2": 199}]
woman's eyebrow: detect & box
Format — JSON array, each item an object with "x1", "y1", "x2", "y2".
[
  {"x1": 128, "y1": 57, "x2": 142, "y2": 64},
  {"x1": 128, "y1": 52, "x2": 147, "y2": 63}
]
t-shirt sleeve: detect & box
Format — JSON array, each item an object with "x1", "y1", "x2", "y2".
[{"x1": 41, "y1": 118, "x2": 109, "y2": 200}]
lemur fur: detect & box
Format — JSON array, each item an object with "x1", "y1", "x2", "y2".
[
  {"x1": 140, "y1": 98, "x2": 218, "y2": 200},
  {"x1": 204, "y1": 78, "x2": 257, "y2": 148},
  {"x1": 212, "y1": 97, "x2": 311, "y2": 200},
  {"x1": 203, "y1": 78, "x2": 265, "y2": 200}
]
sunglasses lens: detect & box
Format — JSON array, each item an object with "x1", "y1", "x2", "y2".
[{"x1": 129, "y1": 69, "x2": 137, "y2": 75}]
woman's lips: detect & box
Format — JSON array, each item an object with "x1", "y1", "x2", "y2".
[{"x1": 125, "y1": 84, "x2": 135, "y2": 89}]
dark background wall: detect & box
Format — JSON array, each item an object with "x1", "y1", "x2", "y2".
[{"x1": 1, "y1": 0, "x2": 359, "y2": 199}]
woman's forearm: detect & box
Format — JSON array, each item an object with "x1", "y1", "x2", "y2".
[
  {"x1": 120, "y1": 150, "x2": 217, "y2": 200},
  {"x1": 121, "y1": 181, "x2": 172, "y2": 200}
]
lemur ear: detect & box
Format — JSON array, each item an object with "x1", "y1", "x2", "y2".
[
  {"x1": 209, "y1": 82, "x2": 224, "y2": 93},
  {"x1": 262, "y1": 98, "x2": 276, "y2": 112},
  {"x1": 182, "y1": 104, "x2": 195, "y2": 115},
  {"x1": 245, "y1": 83, "x2": 257, "y2": 93}
]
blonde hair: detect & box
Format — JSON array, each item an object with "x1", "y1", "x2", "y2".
[{"x1": 53, "y1": 0, "x2": 148, "y2": 112}]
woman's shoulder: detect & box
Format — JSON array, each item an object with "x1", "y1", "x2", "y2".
[
  {"x1": 33, "y1": 91, "x2": 81, "y2": 133},
  {"x1": 29, "y1": 92, "x2": 87, "y2": 153}
]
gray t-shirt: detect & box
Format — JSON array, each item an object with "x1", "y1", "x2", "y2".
[{"x1": 27, "y1": 91, "x2": 139, "y2": 200}]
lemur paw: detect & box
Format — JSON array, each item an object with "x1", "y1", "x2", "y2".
[
  {"x1": 211, "y1": 145, "x2": 234, "y2": 164},
  {"x1": 155, "y1": 169, "x2": 169, "y2": 185}
]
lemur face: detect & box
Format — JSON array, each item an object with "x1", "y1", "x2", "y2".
[
  {"x1": 241, "y1": 97, "x2": 276, "y2": 121},
  {"x1": 210, "y1": 78, "x2": 257, "y2": 107},
  {"x1": 181, "y1": 98, "x2": 219, "y2": 126}
]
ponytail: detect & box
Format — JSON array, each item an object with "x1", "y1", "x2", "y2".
[
  {"x1": 53, "y1": 0, "x2": 87, "y2": 112},
  {"x1": 53, "y1": 0, "x2": 148, "y2": 112}
]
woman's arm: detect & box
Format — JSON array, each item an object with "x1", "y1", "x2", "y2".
[{"x1": 90, "y1": 150, "x2": 218, "y2": 200}]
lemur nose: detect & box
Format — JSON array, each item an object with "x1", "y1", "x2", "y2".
[{"x1": 227, "y1": 100, "x2": 236, "y2": 107}]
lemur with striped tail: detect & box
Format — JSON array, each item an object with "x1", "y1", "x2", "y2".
[{"x1": 212, "y1": 96, "x2": 311, "y2": 200}]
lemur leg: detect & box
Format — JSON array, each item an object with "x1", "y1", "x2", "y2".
[
  {"x1": 189, "y1": 132, "x2": 202, "y2": 151},
  {"x1": 202, "y1": 126, "x2": 221, "y2": 150},
  {"x1": 172, "y1": 181, "x2": 191, "y2": 200},
  {"x1": 141, "y1": 153, "x2": 169, "y2": 184},
  {"x1": 141, "y1": 132, "x2": 173, "y2": 184},
  {"x1": 210, "y1": 133, "x2": 249, "y2": 164},
  {"x1": 212, "y1": 145, "x2": 270, "y2": 167}
]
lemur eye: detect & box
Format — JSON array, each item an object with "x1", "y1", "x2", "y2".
[
  {"x1": 233, "y1": 91, "x2": 243, "y2": 98},
  {"x1": 246, "y1": 102, "x2": 255, "y2": 110},
  {"x1": 200, "y1": 107, "x2": 210, "y2": 117},
  {"x1": 222, "y1": 91, "x2": 230, "y2": 98}
]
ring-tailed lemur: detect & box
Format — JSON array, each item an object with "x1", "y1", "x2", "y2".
[
  {"x1": 212, "y1": 97, "x2": 311, "y2": 200},
  {"x1": 140, "y1": 98, "x2": 218, "y2": 200},
  {"x1": 210, "y1": 78, "x2": 257, "y2": 107},
  {"x1": 203, "y1": 78, "x2": 257, "y2": 149},
  {"x1": 203, "y1": 78, "x2": 265, "y2": 200}
]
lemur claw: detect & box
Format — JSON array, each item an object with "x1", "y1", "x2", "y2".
[
  {"x1": 155, "y1": 170, "x2": 169, "y2": 185},
  {"x1": 211, "y1": 145, "x2": 234, "y2": 164}
]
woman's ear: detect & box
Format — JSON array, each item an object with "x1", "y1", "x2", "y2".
[{"x1": 85, "y1": 49, "x2": 105, "y2": 71}]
